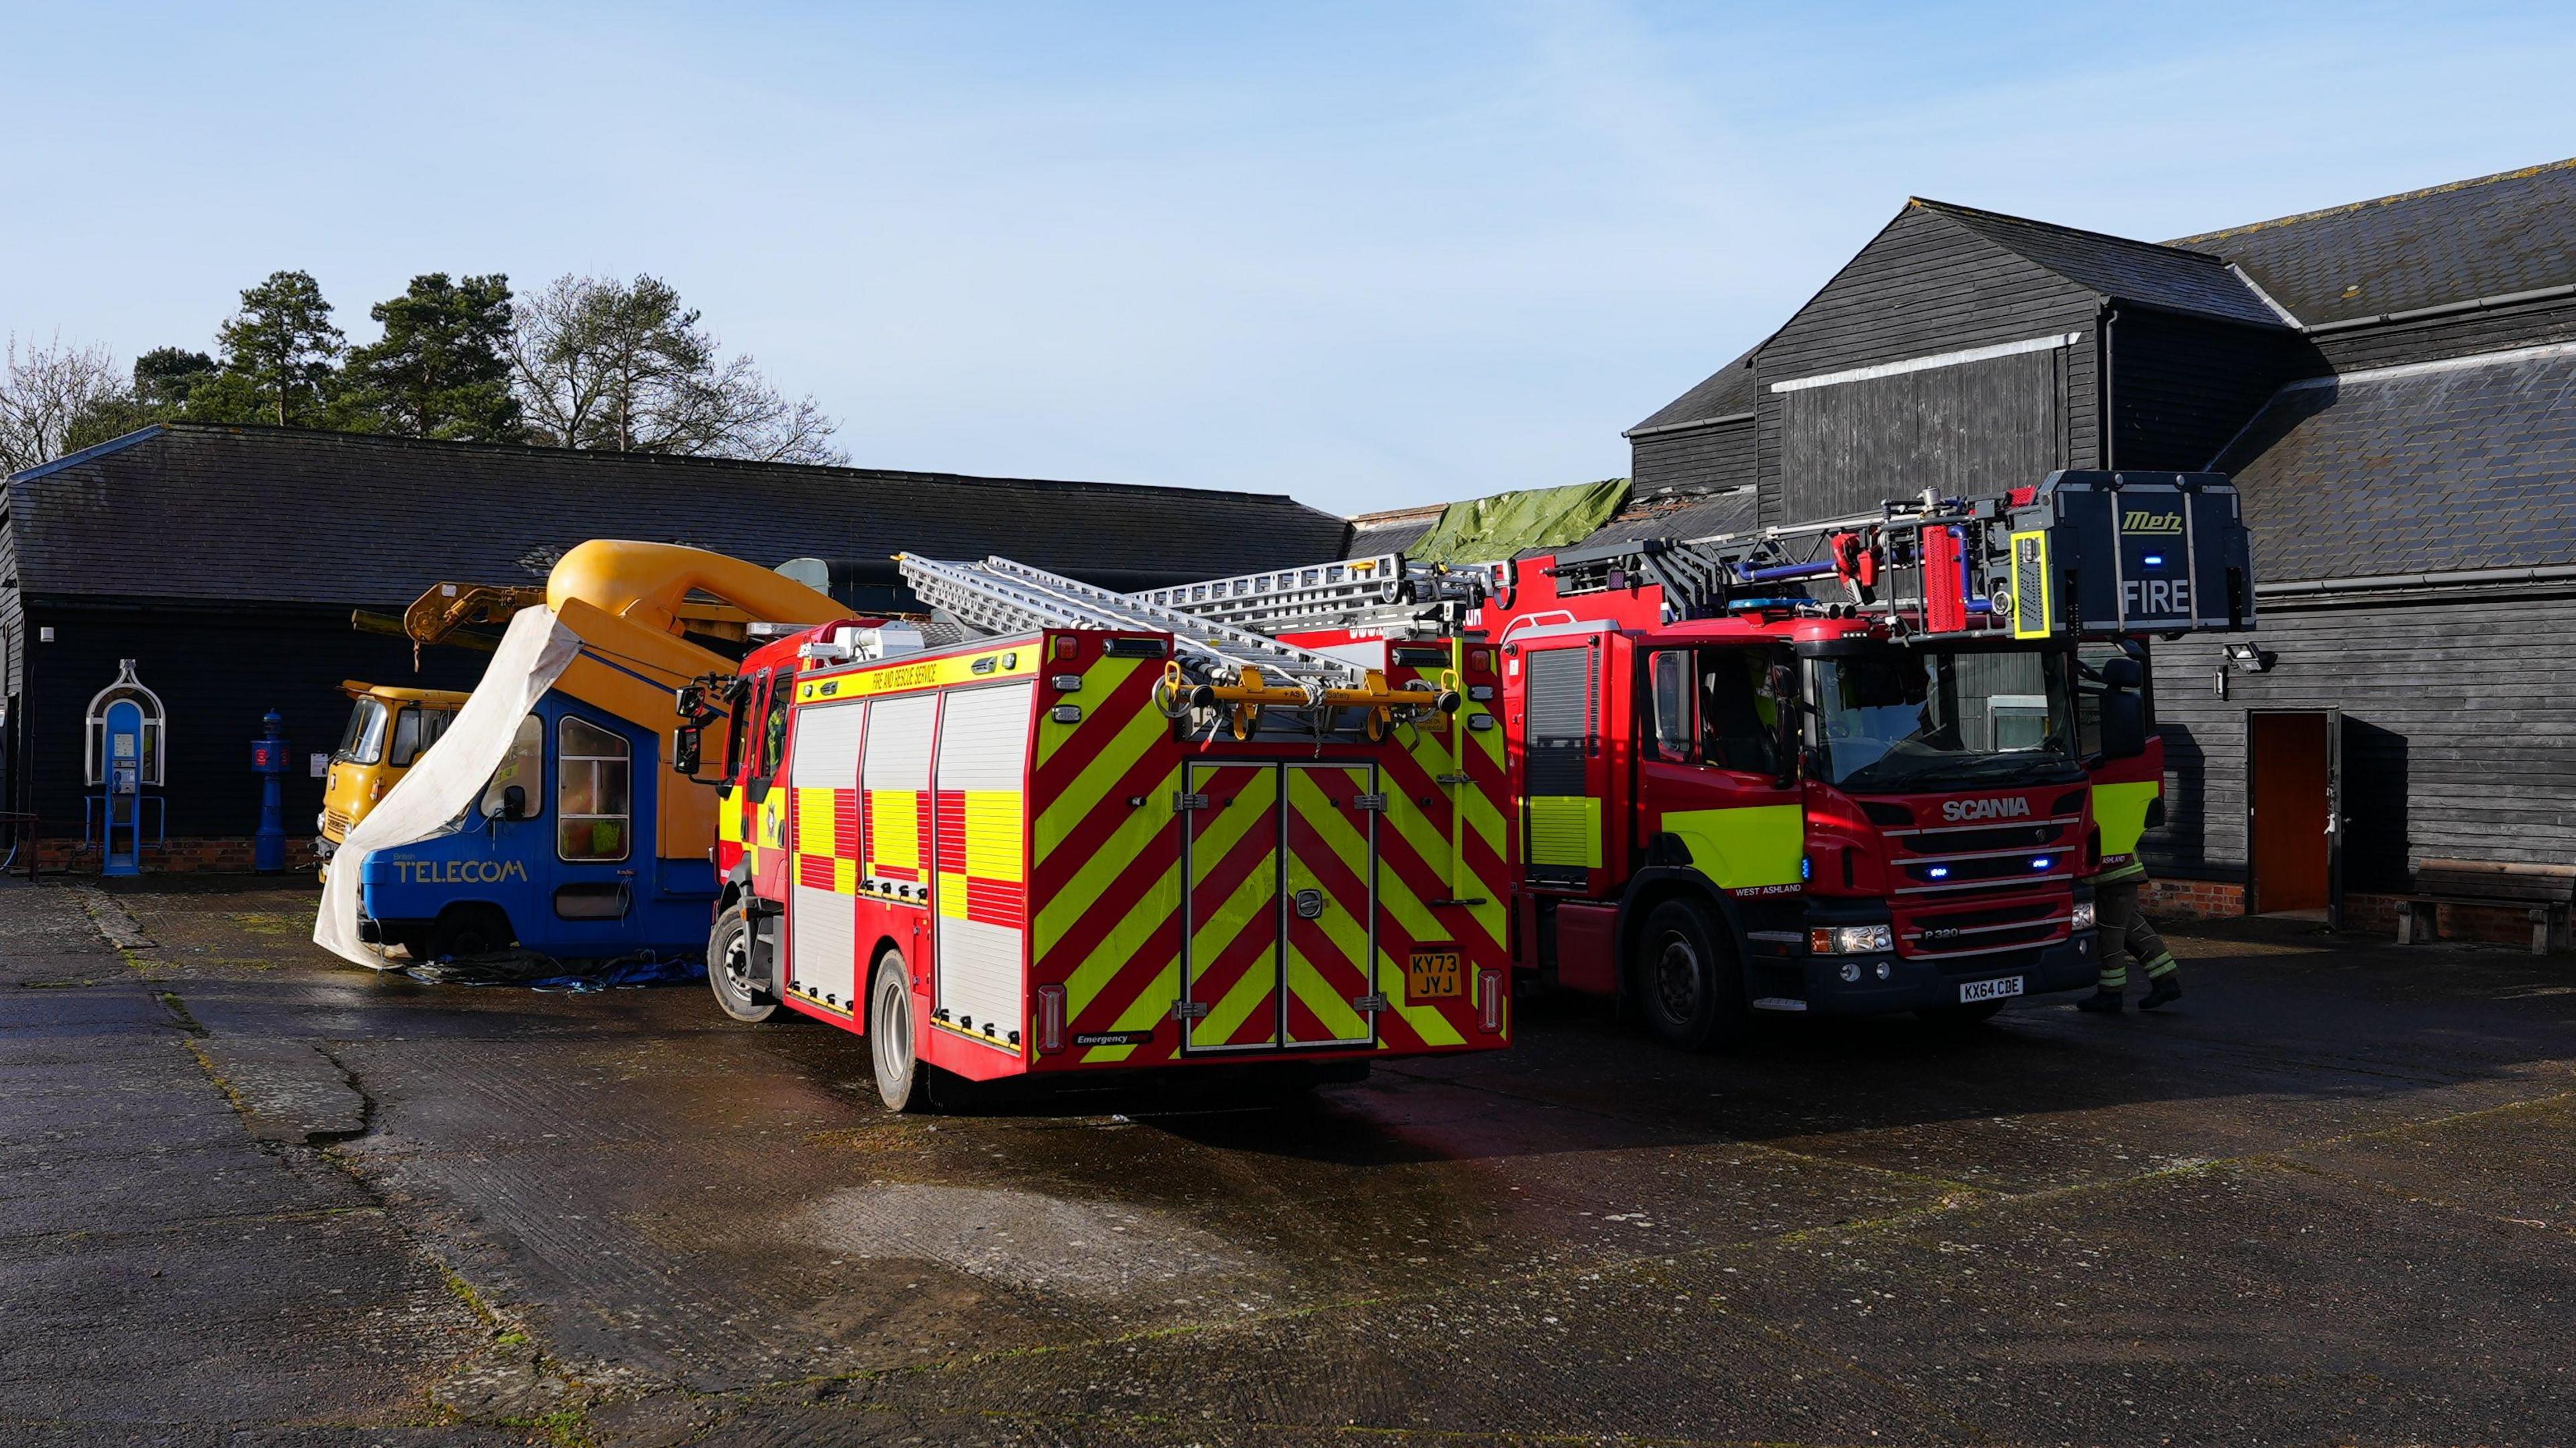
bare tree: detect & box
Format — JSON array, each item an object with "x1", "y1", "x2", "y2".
[
  {"x1": 0, "y1": 333, "x2": 133, "y2": 474},
  {"x1": 507, "y1": 274, "x2": 845, "y2": 465}
]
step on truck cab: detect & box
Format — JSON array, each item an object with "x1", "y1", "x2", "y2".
[{"x1": 685, "y1": 559, "x2": 1513, "y2": 1111}]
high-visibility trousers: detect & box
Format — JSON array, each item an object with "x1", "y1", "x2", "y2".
[{"x1": 2094, "y1": 878, "x2": 2179, "y2": 992}]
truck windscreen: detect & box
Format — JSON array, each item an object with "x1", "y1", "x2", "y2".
[{"x1": 1809, "y1": 646, "x2": 2079, "y2": 792}]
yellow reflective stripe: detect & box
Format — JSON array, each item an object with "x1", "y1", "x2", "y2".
[
  {"x1": 937, "y1": 872, "x2": 969, "y2": 918},
  {"x1": 1286, "y1": 944, "x2": 1368, "y2": 1041},
  {"x1": 2092, "y1": 781, "x2": 2159, "y2": 859},
  {"x1": 1525, "y1": 796, "x2": 1603, "y2": 867},
  {"x1": 1034, "y1": 697, "x2": 1165, "y2": 854},
  {"x1": 794, "y1": 787, "x2": 836, "y2": 856},
  {"x1": 833, "y1": 856, "x2": 857, "y2": 893},
  {"x1": 961, "y1": 790, "x2": 1023, "y2": 881},
  {"x1": 1034, "y1": 657, "x2": 1140, "y2": 773},
  {"x1": 1034, "y1": 773, "x2": 1176, "y2": 953},
  {"x1": 868, "y1": 790, "x2": 917, "y2": 871},
  {"x1": 1077, "y1": 945, "x2": 1179, "y2": 1064},
  {"x1": 1660, "y1": 803, "x2": 1804, "y2": 889}
]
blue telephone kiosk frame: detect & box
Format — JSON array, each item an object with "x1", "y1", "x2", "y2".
[
  {"x1": 352, "y1": 694, "x2": 716, "y2": 962},
  {"x1": 84, "y1": 661, "x2": 167, "y2": 877}
]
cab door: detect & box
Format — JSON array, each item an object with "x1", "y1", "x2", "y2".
[
  {"x1": 1638, "y1": 645, "x2": 1803, "y2": 891},
  {"x1": 745, "y1": 668, "x2": 795, "y2": 902},
  {"x1": 541, "y1": 704, "x2": 649, "y2": 954}
]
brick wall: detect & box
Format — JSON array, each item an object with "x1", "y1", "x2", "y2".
[
  {"x1": 2139, "y1": 877, "x2": 2246, "y2": 919},
  {"x1": 30, "y1": 835, "x2": 319, "y2": 875}
]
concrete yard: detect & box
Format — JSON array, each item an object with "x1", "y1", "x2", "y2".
[{"x1": 4, "y1": 875, "x2": 2572, "y2": 1447}]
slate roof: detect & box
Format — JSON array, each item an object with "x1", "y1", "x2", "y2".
[
  {"x1": 2171, "y1": 158, "x2": 2576, "y2": 327},
  {"x1": 1627, "y1": 346, "x2": 1760, "y2": 434},
  {"x1": 1917, "y1": 201, "x2": 2288, "y2": 329},
  {"x1": 4, "y1": 424, "x2": 1352, "y2": 605},
  {"x1": 1344, "y1": 503, "x2": 1446, "y2": 559},
  {"x1": 1564, "y1": 485, "x2": 1759, "y2": 555},
  {"x1": 2214, "y1": 343, "x2": 2576, "y2": 582}
]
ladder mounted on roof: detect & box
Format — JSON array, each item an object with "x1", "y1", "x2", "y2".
[
  {"x1": 896, "y1": 553, "x2": 1463, "y2": 739},
  {"x1": 1130, "y1": 553, "x2": 1503, "y2": 636}
]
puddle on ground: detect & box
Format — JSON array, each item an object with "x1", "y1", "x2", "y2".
[{"x1": 785, "y1": 1182, "x2": 1275, "y2": 1304}]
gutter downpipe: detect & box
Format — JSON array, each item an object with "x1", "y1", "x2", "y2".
[{"x1": 2101, "y1": 307, "x2": 2118, "y2": 471}]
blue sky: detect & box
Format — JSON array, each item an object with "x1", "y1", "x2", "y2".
[{"x1": 6, "y1": 1, "x2": 2572, "y2": 515}]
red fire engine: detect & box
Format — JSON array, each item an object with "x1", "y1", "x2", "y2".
[
  {"x1": 1143, "y1": 471, "x2": 2255, "y2": 1048},
  {"x1": 678, "y1": 557, "x2": 1511, "y2": 1110}
]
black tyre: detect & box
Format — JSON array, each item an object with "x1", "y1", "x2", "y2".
[
  {"x1": 868, "y1": 948, "x2": 931, "y2": 1113},
  {"x1": 422, "y1": 903, "x2": 513, "y2": 960},
  {"x1": 1915, "y1": 1000, "x2": 2007, "y2": 1028},
  {"x1": 706, "y1": 903, "x2": 780, "y2": 1024},
  {"x1": 1634, "y1": 896, "x2": 1749, "y2": 1052}
]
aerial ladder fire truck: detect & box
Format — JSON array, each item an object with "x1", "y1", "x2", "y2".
[
  {"x1": 1134, "y1": 471, "x2": 2256, "y2": 1048},
  {"x1": 676, "y1": 554, "x2": 1512, "y2": 1111}
]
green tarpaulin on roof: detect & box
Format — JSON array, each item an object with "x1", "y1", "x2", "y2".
[{"x1": 1400, "y1": 478, "x2": 1630, "y2": 565}]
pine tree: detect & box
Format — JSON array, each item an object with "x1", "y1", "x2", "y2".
[
  {"x1": 338, "y1": 274, "x2": 523, "y2": 441},
  {"x1": 208, "y1": 270, "x2": 344, "y2": 427}
]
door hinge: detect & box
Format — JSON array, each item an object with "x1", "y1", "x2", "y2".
[
  {"x1": 1170, "y1": 999, "x2": 1210, "y2": 1020},
  {"x1": 1174, "y1": 792, "x2": 1210, "y2": 813},
  {"x1": 1434, "y1": 773, "x2": 1470, "y2": 785},
  {"x1": 1352, "y1": 793, "x2": 1388, "y2": 812},
  {"x1": 1352, "y1": 993, "x2": 1389, "y2": 1013}
]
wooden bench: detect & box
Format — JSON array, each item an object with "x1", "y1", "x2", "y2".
[{"x1": 2394, "y1": 858, "x2": 2576, "y2": 955}]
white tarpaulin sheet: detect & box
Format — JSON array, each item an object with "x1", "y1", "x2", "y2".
[{"x1": 314, "y1": 608, "x2": 582, "y2": 968}]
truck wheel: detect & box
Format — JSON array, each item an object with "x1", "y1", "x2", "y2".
[
  {"x1": 422, "y1": 904, "x2": 513, "y2": 960},
  {"x1": 868, "y1": 948, "x2": 931, "y2": 1113},
  {"x1": 706, "y1": 904, "x2": 778, "y2": 1023},
  {"x1": 1635, "y1": 897, "x2": 1749, "y2": 1052}
]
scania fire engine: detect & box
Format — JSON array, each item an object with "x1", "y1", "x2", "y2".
[
  {"x1": 1135, "y1": 471, "x2": 2257, "y2": 1048},
  {"x1": 677, "y1": 555, "x2": 1512, "y2": 1111}
]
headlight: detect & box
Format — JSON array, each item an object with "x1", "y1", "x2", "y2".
[
  {"x1": 2070, "y1": 901, "x2": 2098, "y2": 931},
  {"x1": 1810, "y1": 924, "x2": 1893, "y2": 954}
]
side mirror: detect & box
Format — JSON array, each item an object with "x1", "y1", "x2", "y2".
[
  {"x1": 2099, "y1": 692, "x2": 2147, "y2": 760},
  {"x1": 500, "y1": 784, "x2": 529, "y2": 821},
  {"x1": 672, "y1": 726, "x2": 701, "y2": 777}
]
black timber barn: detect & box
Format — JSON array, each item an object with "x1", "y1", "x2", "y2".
[
  {"x1": 1627, "y1": 157, "x2": 2576, "y2": 930},
  {"x1": 0, "y1": 425, "x2": 1352, "y2": 869}
]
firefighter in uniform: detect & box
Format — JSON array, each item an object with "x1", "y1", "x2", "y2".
[{"x1": 2078, "y1": 854, "x2": 2182, "y2": 1013}]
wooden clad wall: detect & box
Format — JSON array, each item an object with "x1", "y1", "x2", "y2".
[
  {"x1": 2146, "y1": 591, "x2": 2576, "y2": 889},
  {"x1": 2106, "y1": 311, "x2": 2308, "y2": 470},
  {"x1": 1631, "y1": 419, "x2": 1755, "y2": 497},
  {"x1": 1778, "y1": 347, "x2": 2067, "y2": 519},
  {"x1": 19, "y1": 603, "x2": 490, "y2": 839},
  {"x1": 1754, "y1": 207, "x2": 2100, "y2": 526}
]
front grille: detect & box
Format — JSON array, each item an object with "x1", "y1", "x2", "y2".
[
  {"x1": 1892, "y1": 821, "x2": 2069, "y2": 854},
  {"x1": 1898, "y1": 894, "x2": 2069, "y2": 964}
]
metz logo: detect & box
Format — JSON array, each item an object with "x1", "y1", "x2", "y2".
[
  {"x1": 1940, "y1": 796, "x2": 2031, "y2": 823},
  {"x1": 2123, "y1": 509, "x2": 2186, "y2": 535}
]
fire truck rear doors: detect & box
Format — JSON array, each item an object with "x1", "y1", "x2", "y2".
[{"x1": 1180, "y1": 761, "x2": 1379, "y2": 1052}]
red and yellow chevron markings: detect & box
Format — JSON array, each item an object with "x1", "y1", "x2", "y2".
[
  {"x1": 1283, "y1": 765, "x2": 1375, "y2": 1046},
  {"x1": 1185, "y1": 762, "x2": 1284, "y2": 1050},
  {"x1": 1027, "y1": 642, "x2": 1185, "y2": 1066}
]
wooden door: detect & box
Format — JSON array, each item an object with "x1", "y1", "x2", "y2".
[{"x1": 2249, "y1": 711, "x2": 2337, "y2": 914}]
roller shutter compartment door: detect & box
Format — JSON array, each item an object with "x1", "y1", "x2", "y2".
[{"x1": 932, "y1": 682, "x2": 1034, "y2": 1047}]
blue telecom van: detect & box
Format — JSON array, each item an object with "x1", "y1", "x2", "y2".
[{"x1": 354, "y1": 695, "x2": 716, "y2": 962}]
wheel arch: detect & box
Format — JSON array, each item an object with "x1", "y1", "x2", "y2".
[{"x1": 1613, "y1": 867, "x2": 1743, "y2": 1007}]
